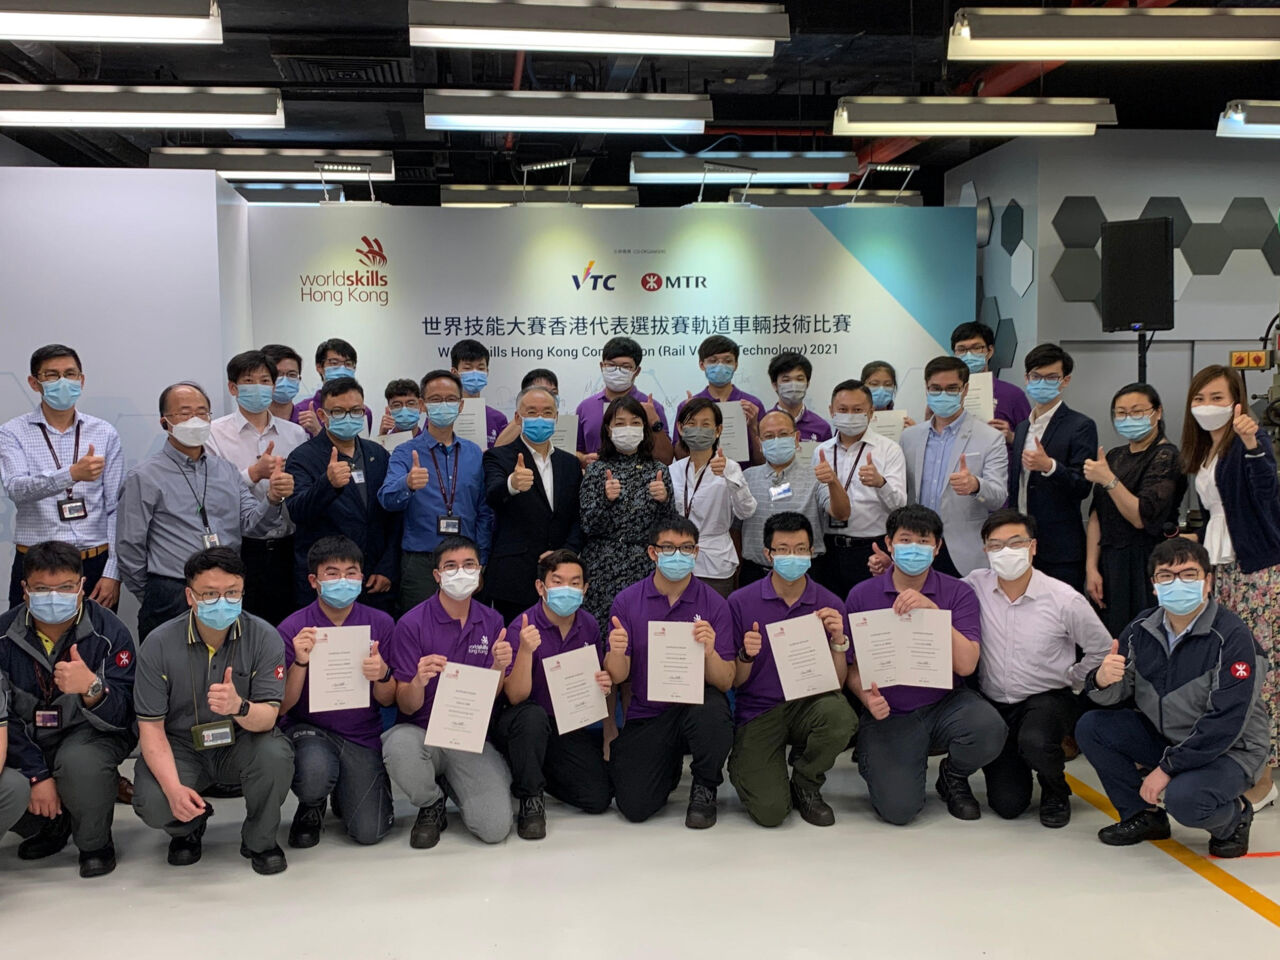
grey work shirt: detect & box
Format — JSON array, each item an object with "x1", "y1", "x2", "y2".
[
  {"x1": 133, "y1": 612, "x2": 286, "y2": 739},
  {"x1": 116, "y1": 442, "x2": 283, "y2": 596},
  {"x1": 740, "y1": 458, "x2": 826, "y2": 566}
]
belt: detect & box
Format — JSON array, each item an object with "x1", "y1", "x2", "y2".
[
  {"x1": 16, "y1": 543, "x2": 108, "y2": 560},
  {"x1": 825, "y1": 533, "x2": 879, "y2": 548}
]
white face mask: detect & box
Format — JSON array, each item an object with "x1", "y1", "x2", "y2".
[
  {"x1": 169, "y1": 417, "x2": 211, "y2": 448},
  {"x1": 988, "y1": 546, "x2": 1032, "y2": 581},
  {"x1": 610, "y1": 425, "x2": 644, "y2": 454},
  {"x1": 832, "y1": 412, "x2": 869, "y2": 437},
  {"x1": 439, "y1": 568, "x2": 480, "y2": 601},
  {"x1": 777, "y1": 380, "x2": 807, "y2": 403},
  {"x1": 601, "y1": 366, "x2": 635, "y2": 392},
  {"x1": 1190, "y1": 404, "x2": 1234, "y2": 432}
]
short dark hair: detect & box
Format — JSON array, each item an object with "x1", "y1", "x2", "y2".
[
  {"x1": 951, "y1": 321, "x2": 995, "y2": 350},
  {"x1": 1111, "y1": 382, "x2": 1166, "y2": 437},
  {"x1": 677, "y1": 396, "x2": 722, "y2": 426},
  {"x1": 1024, "y1": 343, "x2": 1074, "y2": 377},
  {"x1": 158, "y1": 381, "x2": 211, "y2": 416},
  {"x1": 598, "y1": 395, "x2": 655, "y2": 459},
  {"x1": 315, "y1": 338, "x2": 357, "y2": 366},
  {"x1": 22, "y1": 541, "x2": 83, "y2": 580},
  {"x1": 226, "y1": 349, "x2": 275, "y2": 384},
  {"x1": 420, "y1": 369, "x2": 462, "y2": 394},
  {"x1": 261, "y1": 343, "x2": 302, "y2": 371},
  {"x1": 924, "y1": 356, "x2": 970, "y2": 385},
  {"x1": 886, "y1": 505, "x2": 944, "y2": 542},
  {"x1": 433, "y1": 534, "x2": 480, "y2": 569},
  {"x1": 1148, "y1": 537, "x2": 1210, "y2": 578},
  {"x1": 184, "y1": 547, "x2": 246, "y2": 584},
  {"x1": 450, "y1": 339, "x2": 490, "y2": 367},
  {"x1": 522, "y1": 368, "x2": 559, "y2": 390},
  {"x1": 769, "y1": 351, "x2": 812, "y2": 384},
  {"x1": 319, "y1": 377, "x2": 363, "y2": 403},
  {"x1": 698, "y1": 335, "x2": 739, "y2": 362},
  {"x1": 981, "y1": 508, "x2": 1037, "y2": 542},
  {"x1": 384, "y1": 378, "x2": 420, "y2": 402},
  {"x1": 30, "y1": 344, "x2": 82, "y2": 378},
  {"x1": 307, "y1": 535, "x2": 364, "y2": 576},
  {"x1": 763, "y1": 512, "x2": 813, "y2": 551},
  {"x1": 861, "y1": 360, "x2": 897, "y2": 384},
  {"x1": 537, "y1": 549, "x2": 585, "y2": 582},
  {"x1": 648, "y1": 516, "x2": 700, "y2": 545},
  {"x1": 602, "y1": 336, "x2": 643, "y2": 366},
  {"x1": 831, "y1": 378, "x2": 873, "y2": 405}
]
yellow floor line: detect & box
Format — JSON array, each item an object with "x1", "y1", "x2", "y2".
[{"x1": 1066, "y1": 773, "x2": 1280, "y2": 929}]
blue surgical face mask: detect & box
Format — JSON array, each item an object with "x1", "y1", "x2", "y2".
[
  {"x1": 762, "y1": 436, "x2": 797, "y2": 466},
  {"x1": 41, "y1": 377, "x2": 82, "y2": 412},
  {"x1": 928, "y1": 391, "x2": 963, "y2": 418},
  {"x1": 522, "y1": 416, "x2": 556, "y2": 445},
  {"x1": 392, "y1": 407, "x2": 421, "y2": 431},
  {"x1": 1026, "y1": 378, "x2": 1062, "y2": 405},
  {"x1": 1114, "y1": 415, "x2": 1153, "y2": 441},
  {"x1": 273, "y1": 376, "x2": 300, "y2": 404},
  {"x1": 196, "y1": 597, "x2": 242, "y2": 631},
  {"x1": 27, "y1": 590, "x2": 80, "y2": 624},
  {"x1": 958, "y1": 352, "x2": 988, "y2": 375},
  {"x1": 235, "y1": 384, "x2": 273, "y2": 415},
  {"x1": 704, "y1": 363, "x2": 734, "y2": 387},
  {"x1": 870, "y1": 387, "x2": 895, "y2": 410},
  {"x1": 326, "y1": 413, "x2": 363, "y2": 439},
  {"x1": 426, "y1": 401, "x2": 460, "y2": 428},
  {"x1": 655, "y1": 551, "x2": 696, "y2": 582},
  {"x1": 892, "y1": 543, "x2": 935, "y2": 576},
  {"x1": 459, "y1": 371, "x2": 488, "y2": 395},
  {"x1": 323, "y1": 365, "x2": 355, "y2": 382},
  {"x1": 1155, "y1": 578, "x2": 1206, "y2": 617},
  {"x1": 771, "y1": 554, "x2": 811, "y2": 582},
  {"x1": 544, "y1": 586, "x2": 584, "y2": 617},
  {"x1": 318, "y1": 576, "x2": 363, "y2": 609}
]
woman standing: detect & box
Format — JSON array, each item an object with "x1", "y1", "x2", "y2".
[
  {"x1": 861, "y1": 360, "x2": 916, "y2": 429},
  {"x1": 1182, "y1": 365, "x2": 1280, "y2": 809},
  {"x1": 1084, "y1": 382, "x2": 1186, "y2": 635}
]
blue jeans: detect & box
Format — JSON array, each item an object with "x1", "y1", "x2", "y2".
[
  {"x1": 287, "y1": 724, "x2": 394, "y2": 846},
  {"x1": 1076, "y1": 708, "x2": 1251, "y2": 839}
]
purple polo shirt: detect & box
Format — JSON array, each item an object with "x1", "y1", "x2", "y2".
[
  {"x1": 575, "y1": 388, "x2": 669, "y2": 454},
  {"x1": 992, "y1": 377, "x2": 1031, "y2": 434},
  {"x1": 382, "y1": 594, "x2": 508, "y2": 728},
  {"x1": 507, "y1": 602, "x2": 601, "y2": 718},
  {"x1": 728, "y1": 575, "x2": 845, "y2": 726},
  {"x1": 484, "y1": 406, "x2": 509, "y2": 449},
  {"x1": 676, "y1": 385, "x2": 766, "y2": 424},
  {"x1": 768, "y1": 405, "x2": 832, "y2": 443},
  {"x1": 608, "y1": 574, "x2": 735, "y2": 721},
  {"x1": 844, "y1": 569, "x2": 982, "y2": 716},
  {"x1": 294, "y1": 389, "x2": 374, "y2": 433},
  {"x1": 278, "y1": 600, "x2": 395, "y2": 750}
]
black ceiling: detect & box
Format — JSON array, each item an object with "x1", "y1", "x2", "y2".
[{"x1": 2, "y1": 0, "x2": 1280, "y2": 205}]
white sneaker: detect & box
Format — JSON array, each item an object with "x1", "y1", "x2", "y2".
[{"x1": 1251, "y1": 782, "x2": 1278, "y2": 813}]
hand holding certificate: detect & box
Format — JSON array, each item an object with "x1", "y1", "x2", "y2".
[
  {"x1": 542, "y1": 645, "x2": 609, "y2": 734},
  {"x1": 767, "y1": 613, "x2": 840, "y2": 701},
  {"x1": 647, "y1": 620, "x2": 704, "y2": 704},
  {"x1": 849, "y1": 608, "x2": 953, "y2": 690},
  {"x1": 716, "y1": 402, "x2": 749, "y2": 462},
  {"x1": 963, "y1": 371, "x2": 995, "y2": 422},
  {"x1": 308, "y1": 625, "x2": 371, "y2": 713},
  {"x1": 424, "y1": 662, "x2": 501, "y2": 753}
]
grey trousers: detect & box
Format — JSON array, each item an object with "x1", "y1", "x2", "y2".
[
  {"x1": 381, "y1": 723, "x2": 512, "y2": 843},
  {"x1": 0, "y1": 766, "x2": 30, "y2": 836},
  {"x1": 39, "y1": 725, "x2": 134, "y2": 850},
  {"x1": 133, "y1": 728, "x2": 294, "y2": 854}
]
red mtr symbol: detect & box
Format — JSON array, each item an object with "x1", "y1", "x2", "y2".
[{"x1": 641, "y1": 273, "x2": 663, "y2": 291}]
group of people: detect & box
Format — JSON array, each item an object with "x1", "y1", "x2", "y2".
[{"x1": 0, "y1": 322, "x2": 1275, "y2": 880}]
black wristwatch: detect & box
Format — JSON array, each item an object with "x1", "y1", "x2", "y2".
[
  {"x1": 379, "y1": 664, "x2": 394, "y2": 684},
  {"x1": 237, "y1": 698, "x2": 252, "y2": 718},
  {"x1": 737, "y1": 648, "x2": 756, "y2": 664}
]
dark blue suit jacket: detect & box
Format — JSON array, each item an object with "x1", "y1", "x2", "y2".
[{"x1": 1009, "y1": 402, "x2": 1098, "y2": 565}]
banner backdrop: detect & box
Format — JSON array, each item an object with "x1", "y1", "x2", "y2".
[{"x1": 248, "y1": 205, "x2": 977, "y2": 432}]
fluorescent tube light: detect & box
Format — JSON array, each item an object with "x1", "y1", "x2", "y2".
[
  {"x1": 833, "y1": 96, "x2": 1115, "y2": 137},
  {"x1": 424, "y1": 89, "x2": 710, "y2": 134},
  {"x1": 728, "y1": 188, "x2": 923, "y2": 207},
  {"x1": 1217, "y1": 100, "x2": 1280, "y2": 139},
  {"x1": 441, "y1": 184, "x2": 638, "y2": 207},
  {"x1": 0, "y1": 0, "x2": 222, "y2": 44},
  {"x1": 150, "y1": 148, "x2": 393, "y2": 180},
  {"x1": 0, "y1": 85, "x2": 283, "y2": 127},
  {"x1": 629, "y1": 151, "x2": 859, "y2": 185}
]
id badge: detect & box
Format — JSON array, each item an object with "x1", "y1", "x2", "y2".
[
  {"x1": 35, "y1": 705, "x2": 63, "y2": 729},
  {"x1": 57, "y1": 497, "x2": 88, "y2": 522},
  {"x1": 769, "y1": 482, "x2": 793, "y2": 502},
  {"x1": 351, "y1": 469, "x2": 366, "y2": 485},
  {"x1": 201, "y1": 532, "x2": 220, "y2": 549},
  {"x1": 191, "y1": 720, "x2": 235, "y2": 751},
  {"x1": 437, "y1": 515, "x2": 461, "y2": 535}
]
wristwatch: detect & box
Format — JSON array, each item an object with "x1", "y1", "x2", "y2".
[
  {"x1": 736, "y1": 648, "x2": 756, "y2": 664},
  {"x1": 379, "y1": 664, "x2": 394, "y2": 684},
  {"x1": 85, "y1": 677, "x2": 104, "y2": 701},
  {"x1": 236, "y1": 698, "x2": 252, "y2": 718},
  {"x1": 1102, "y1": 477, "x2": 1120, "y2": 492}
]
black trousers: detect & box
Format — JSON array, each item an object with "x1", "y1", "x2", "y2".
[
  {"x1": 9, "y1": 549, "x2": 111, "y2": 609},
  {"x1": 1034, "y1": 555, "x2": 1085, "y2": 594},
  {"x1": 138, "y1": 575, "x2": 188, "y2": 642},
  {"x1": 981, "y1": 688, "x2": 1079, "y2": 819},
  {"x1": 490, "y1": 701, "x2": 612, "y2": 814},
  {"x1": 241, "y1": 536, "x2": 296, "y2": 628},
  {"x1": 737, "y1": 559, "x2": 771, "y2": 589},
  {"x1": 933, "y1": 542, "x2": 962, "y2": 578},
  {"x1": 609, "y1": 688, "x2": 733, "y2": 823},
  {"x1": 819, "y1": 534, "x2": 878, "y2": 600}
]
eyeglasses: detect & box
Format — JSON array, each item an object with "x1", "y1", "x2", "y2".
[
  {"x1": 424, "y1": 394, "x2": 461, "y2": 405},
  {"x1": 1152, "y1": 570, "x2": 1205, "y2": 585},
  {"x1": 602, "y1": 362, "x2": 637, "y2": 373},
  {"x1": 1113, "y1": 407, "x2": 1154, "y2": 418},
  {"x1": 760, "y1": 431, "x2": 796, "y2": 441},
  {"x1": 195, "y1": 590, "x2": 243, "y2": 603},
  {"x1": 389, "y1": 401, "x2": 420, "y2": 412},
  {"x1": 1028, "y1": 375, "x2": 1064, "y2": 385},
  {"x1": 322, "y1": 358, "x2": 355, "y2": 369},
  {"x1": 324, "y1": 407, "x2": 364, "y2": 418},
  {"x1": 277, "y1": 372, "x2": 301, "y2": 381},
  {"x1": 26, "y1": 584, "x2": 79, "y2": 595},
  {"x1": 984, "y1": 537, "x2": 1034, "y2": 553},
  {"x1": 652, "y1": 544, "x2": 697, "y2": 556},
  {"x1": 35, "y1": 371, "x2": 82, "y2": 382},
  {"x1": 926, "y1": 386, "x2": 964, "y2": 397},
  {"x1": 766, "y1": 547, "x2": 812, "y2": 557},
  {"x1": 440, "y1": 560, "x2": 481, "y2": 574},
  {"x1": 166, "y1": 408, "x2": 211, "y2": 420}
]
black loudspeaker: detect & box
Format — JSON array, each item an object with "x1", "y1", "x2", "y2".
[{"x1": 1100, "y1": 217, "x2": 1175, "y2": 333}]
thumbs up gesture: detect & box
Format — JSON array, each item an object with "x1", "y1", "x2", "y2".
[
  {"x1": 868, "y1": 541, "x2": 893, "y2": 576},
  {"x1": 1083, "y1": 445, "x2": 1115, "y2": 486},
  {"x1": 518, "y1": 613, "x2": 541, "y2": 654},
  {"x1": 858, "y1": 450, "x2": 885, "y2": 488},
  {"x1": 379, "y1": 406, "x2": 395, "y2": 436},
  {"x1": 490, "y1": 628, "x2": 513, "y2": 673},
  {"x1": 948, "y1": 453, "x2": 979, "y2": 495},
  {"x1": 361, "y1": 641, "x2": 387, "y2": 682},
  {"x1": 604, "y1": 467, "x2": 622, "y2": 501},
  {"x1": 207, "y1": 666, "x2": 243, "y2": 716},
  {"x1": 1022, "y1": 436, "x2": 1054, "y2": 474},
  {"x1": 1233, "y1": 403, "x2": 1260, "y2": 450},
  {"x1": 406, "y1": 449, "x2": 430, "y2": 491},
  {"x1": 326, "y1": 445, "x2": 352, "y2": 488},
  {"x1": 864, "y1": 682, "x2": 891, "y2": 721},
  {"x1": 814, "y1": 447, "x2": 836, "y2": 485},
  {"x1": 511, "y1": 452, "x2": 535, "y2": 493},
  {"x1": 709, "y1": 446, "x2": 727, "y2": 477},
  {"x1": 53, "y1": 642, "x2": 97, "y2": 696},
  {"x1": 1095, "y1": 639, "x2": 1127, "y2": 689},
  {"x1": 268, "y1": 457, "x2": 294, "y2": 502},
  {"x1": 248, "y1": 441, "x2": 281, "y2": 484},
  {"x1": 648, "y1": 470, "x2": 668, "y2": 502},
  {"x1": 69, "y1": 443, "x2": 105, "y2": 483},
  {"x1": 607, "y1": 615, "x2": 629, "y2": 656},
  {"x1": 743, "y1": 621, "x2": 762, "y2": 658}
]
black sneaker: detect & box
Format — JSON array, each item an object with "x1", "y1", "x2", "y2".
[
  {"x1": 18, "y1": 812, "x2": 72, "y2": 860},
  {"x1": 78, "y1": 840, "x2": 116, "y2": 879},
  {"x1": 791, "y1": 781, "x2": 835, "y2": 827},
  {"x1": 410, "y1": 796, "x2": 448, "y2": 849},
  {"x1": 685, "y1": 784, "x2": 718, "y2": 829},
  {"x1": 1209, "y1": 800, "x2": 1253, "y2": 859},
  {"x1": 240, "y1": 843, "x2": 288, "y2": 875},
  {"x1": 1039, "y1": 793, "x2": 1072, "y2": 829},
  {"x1": 166, "y1": 808, "x2": 212, "y2": 867},
  {"x1": 1098, "y1": 808, "x2": 1171, "y2": 846},
  {"x1": 288, "y1": 799, "x2": 326, "y2": 849},
  {"x1": 517, "y1": 795, "x2": 547, "y2": 840},
  {"x1": 935, "y1": 758, "x2": 981, "y2": 821}
]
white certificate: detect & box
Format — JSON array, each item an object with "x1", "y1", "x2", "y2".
[
  {"x1": 371, "y1": 430, "x2": 414, "y2": 453},
  {"x1": 424, "y1": 662, "x2": 501, "y2": 754},
  {"x1": 307, "y1": 625, "x2": 371, "y2": 713},
  {"x1": 963, "y1": 371, "x2": 995, "y2": 422},
  {"x1": 870, "y1": 409, "x2": 910, "y2": 442},
  {"x1": 796, "y1": 439, "x2": 818, "y2": 465},
  {"x1": 542, "y1": 645, "x2": 608, "y2": 734},
  {"x1": 767, "y1": 613, "x2": 840, "y2": 701},
  {"x1": 454, "y1": 396, "x2": 488, "y2": 448},
  {"x1": 849, "y1": 608, "x2": 953, "y2": 690},
  {"x1": 715, "y1": 401, "x2": 750, "y2": 462},
  {"x1": 646, "y1": 620, "x2": 704, "y2": 704},
  {"x1": 551, "y1": 413, "x2": 579, "y2": 453}
]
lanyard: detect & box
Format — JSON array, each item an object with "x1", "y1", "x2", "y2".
[
  {"x1": 188, "y1": 615, "x2": 238, "y2": 721},
  {"x1": 175, "y1": 456, "x2": 212, "y2": 532},
  {"x1": 682, "y1": 460, "x2": 710, "y2": 518},
  {"x1": 429, "y1": 444, "x2": 460, "y2": 516},
  {"x1": 36, "y1": 421, "x2": 81, "y2": 498},
  {"x1": 835, "y1": 441, "x2": 867, "y2": 493}
]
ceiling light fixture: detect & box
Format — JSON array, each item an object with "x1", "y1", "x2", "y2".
[
  {"x1": 629, "y1": 151, "x2": 860, "y2": 185},
  {"x1": 728, "y1": 187, "x2": 923, "y2": 207},
  {"x1": 440, "y1": 184, "x2": 638, "y2": 208},
  {"x1": 0, "y1": 0, "x2": 222, "y2": 44},
  {"x1": 149, "y1": 148, "x2": 394, "y2": 180},
  {"x1": 833, "y1": 96, "x2": 1116, "y2": 137},
  {"x1": 424, "y1": 89, "x2": 711, "y2": 134},
  {"x1": 0, "y1": 85, "x2": 284, "y2": 127},
  {"x1": 1216, "y1": 100, "x2": 1280, "y2": 139}
]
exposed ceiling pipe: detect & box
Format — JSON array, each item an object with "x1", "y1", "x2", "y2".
[{"x1": 503, "y1": 50, "x2": 526, "y2": 152}]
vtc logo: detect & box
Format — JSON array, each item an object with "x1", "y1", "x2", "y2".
[{"x1": 572, "y1": 260, "x2": 617, "y2": 291}]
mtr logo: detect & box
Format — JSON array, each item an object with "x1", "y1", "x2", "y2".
[
  {"x1": 572, "y1": 260, "x2": 617, "y2": 291},
  {"x1": 641, "y1": 272, "x2": 707, "y2": 292}
]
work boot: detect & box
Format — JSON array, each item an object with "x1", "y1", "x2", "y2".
[
  {"x1": 167, "y1": 807, "x2": 213, "y2": 867},
  {"x1": 78, "y1": 839, "x2": 117, "y2": 879},
  {"x1": 935, "y1": 758, "x2": 981, "y2": 821},
  {"x1": 517, "y1": 795, "x2": 547, "y2": 840},
  {"x1": 18, "y1": 812, "x2": 72, "y2": 860},
  {"x1": 791, "y1": 781, "x2": 836, "y2": 827},
  {"x1": 241, "y1": 843, "x2": 288, "y2": 875},
  {"x1": 1098, "y1": 808, "x2": 1171, "y2": 846},
  {"x1": 410, "y1": 796, "x2": 448, "y2": 849},
  {"x1": 288, "y1": 799, "x2": 326, "y2": 849},
  {"x1": 685, "y1": 784, "x2": 718, "y2": 829},
  {"x1": 1208, "y1": 801, "x2": 1253, "y2": 859}
]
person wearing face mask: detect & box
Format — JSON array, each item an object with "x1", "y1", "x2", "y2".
[
  {"x1": 450, "y1": 339, "x2": 509, "y2": 449},
  {"x1": 277, "y1": 537, "x2": 397, "y2": 848},
  {"x1": 0, "y1": 343, "x2": 124, "y2": 611},
  {"x1": 0, "y1": 541, "x2": 136, "y2": 878},
  {"x1": 380, "y1": 536, "x2": 514, "y2": 848},
  {"x1": 726, "y1": 513, "x2": 855, "y2": 827},
  {"x1": 262, "y1": 343, "x2": 305, "y2": 425},
  {"x1": 491, "y1": 550, "x2": 613, "y2": 840},
  {"x1": 493, "y1": 368, "x2": 562, "y2": 447},
  {"x1": 117, "y1": 382, "x2": 293, "y2": 641},
  {"x1": 575, "y1": 336, "x2": 672, "y2": 465},
  {"x1": 845, "y1": 505, "x2": 1005, "y2": 826},
  {"x1": 207, "y1": 350, "x2": 310, "y2": 628},
  {"x1": 1077, "y1": 538, "x2": 1268, "y2": 858},
  {"x1": 950, "y1": 321, "x2": 1031, "y2": 446},
  {"x1": 814, "y1": 379, "x2": 908, "y2": 597},
  {"x1": 481, "y1": 386, "x2": 583, "y2": 621},
  {"x1": 1007, "y1": 344, "x2": 1097, "y2": 593},
  {"x1": 292, "y1": 339, "x2": 373, "y2": 438},
  {"x1": 1181, "y1": 364, "x2": 1280, "y2": 812},
  {"x1": 674, "y1": 335, "x2": 765, "y2": 467},
  {"x1": 131, "y1": 548, "x2": 294, "y2": 875},
  {"x1": 377, "y1": 379, "x2": 424, "y2": 439},
  {"x1": 1083, "y1": 383, "x2": 1186, "y2": 636},
  {"x1": 963, "y1": 511, "x2": 1111, "y2": 827},
  {"x1": 767, "y1": 352, "x2": 832, "y2": 443},
  {"x1": 860, "y1": 361, "x2": 917, "y2": 430},
  {"x1": 670, "y1": 399, "x2": 757, "y2": 597},
  {"x1": 378, "y1": 370, "x2": 494, "y2": 612}
]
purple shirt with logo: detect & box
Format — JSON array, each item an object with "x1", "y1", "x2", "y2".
[
  {"x1": 676, "y1": 385, "x2": 767, "y2": 424},
  {"x1": 294, "y1": 389, "x2": 375, "y2": 433},
  {"x1": 728, "y1": 575, "x2": 845, "y2": 726},
  {"x1": 575, "y1": 387, "x2": 669, "y2": 455},
  {"x1": 278, "y1": 600, "x2": 395, "y2": 751},
  {"x1": 768, "y1": 405, "x2": 833, "y2": 443},
  {"x1": 608, "y1": 574, "x2": 735, "y2": 721},
  {"x1": 507, "y1": 602, "x2": 601, "y2": 718},
  {"x1": 382, "y1": 594, "x2": 508, "y2": 728},
  {"x1": 993, "y1": 377, "x2": 1031, "y2": 435},
  {"x1": 485, "y1": 406, "x2": 509, "y2": 449},
  {"x1": 844, "y1": 569, "x2": 982, "y2": 716}
]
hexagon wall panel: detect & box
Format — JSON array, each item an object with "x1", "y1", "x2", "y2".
[
  {"x1": 1262, "y1": 231, "x2": 1280, "y2": 275},
  {"x1": 1221, "y1": 197, "x2": 1276, "y2": 249},
  {"x1": 1010, "y1": 240, "x2": 1033, "y2": 297},
  {"x1": 1180, "y1": 222, "x2": 1232, "y2": 275},
  {"x1": 1051, "y1": 247, "x2": 1101, "y2": 302},
  {"x1": 1000, "y1": 200, "x2": 1023, "y2": 255},
  {"x1": 1173, "y1": 248, "x2": 1192, "y2": 300},
  {"x1": 976, "y1": 197, "x2": 993, "y2": 248},
  {"x1": 958, "y1": 181, "x2": 977, "y2": 207},
  {"x1": 979, "y1": 295, "x2": 1001, "y2": 332},
  {"x1": 993, "y1": 316, "x2": 1018, "y2": 374},
  {"x1": 1138, "y1": 197, "x2": 1192, "y2": 246},
  {"x1": 1052, "y1": 195, "x2": 1105, "y2": 249}
]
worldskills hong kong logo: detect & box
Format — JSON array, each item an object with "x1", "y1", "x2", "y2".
[{"x1": 299, "y1": 234, "x2": 391, "y2": 308}]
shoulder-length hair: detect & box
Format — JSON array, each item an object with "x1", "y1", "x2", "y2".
[
  {"x1": 1180, "y1": 364, "x2": 1247, "y2": 473},
  {"x1": 598, "y1": 395, "x2": 654, "y2": 460}
]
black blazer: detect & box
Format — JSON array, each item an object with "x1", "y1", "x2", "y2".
[
  {"x1": 284, "y1": 433, "x2": 402, "y2": 605},
  {"x1": 1008, "y1": 403, "x2": 1098, "y2": 564},
  {"x1": 482, "y1": 439, "x2": 583, "y2": 608}
]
